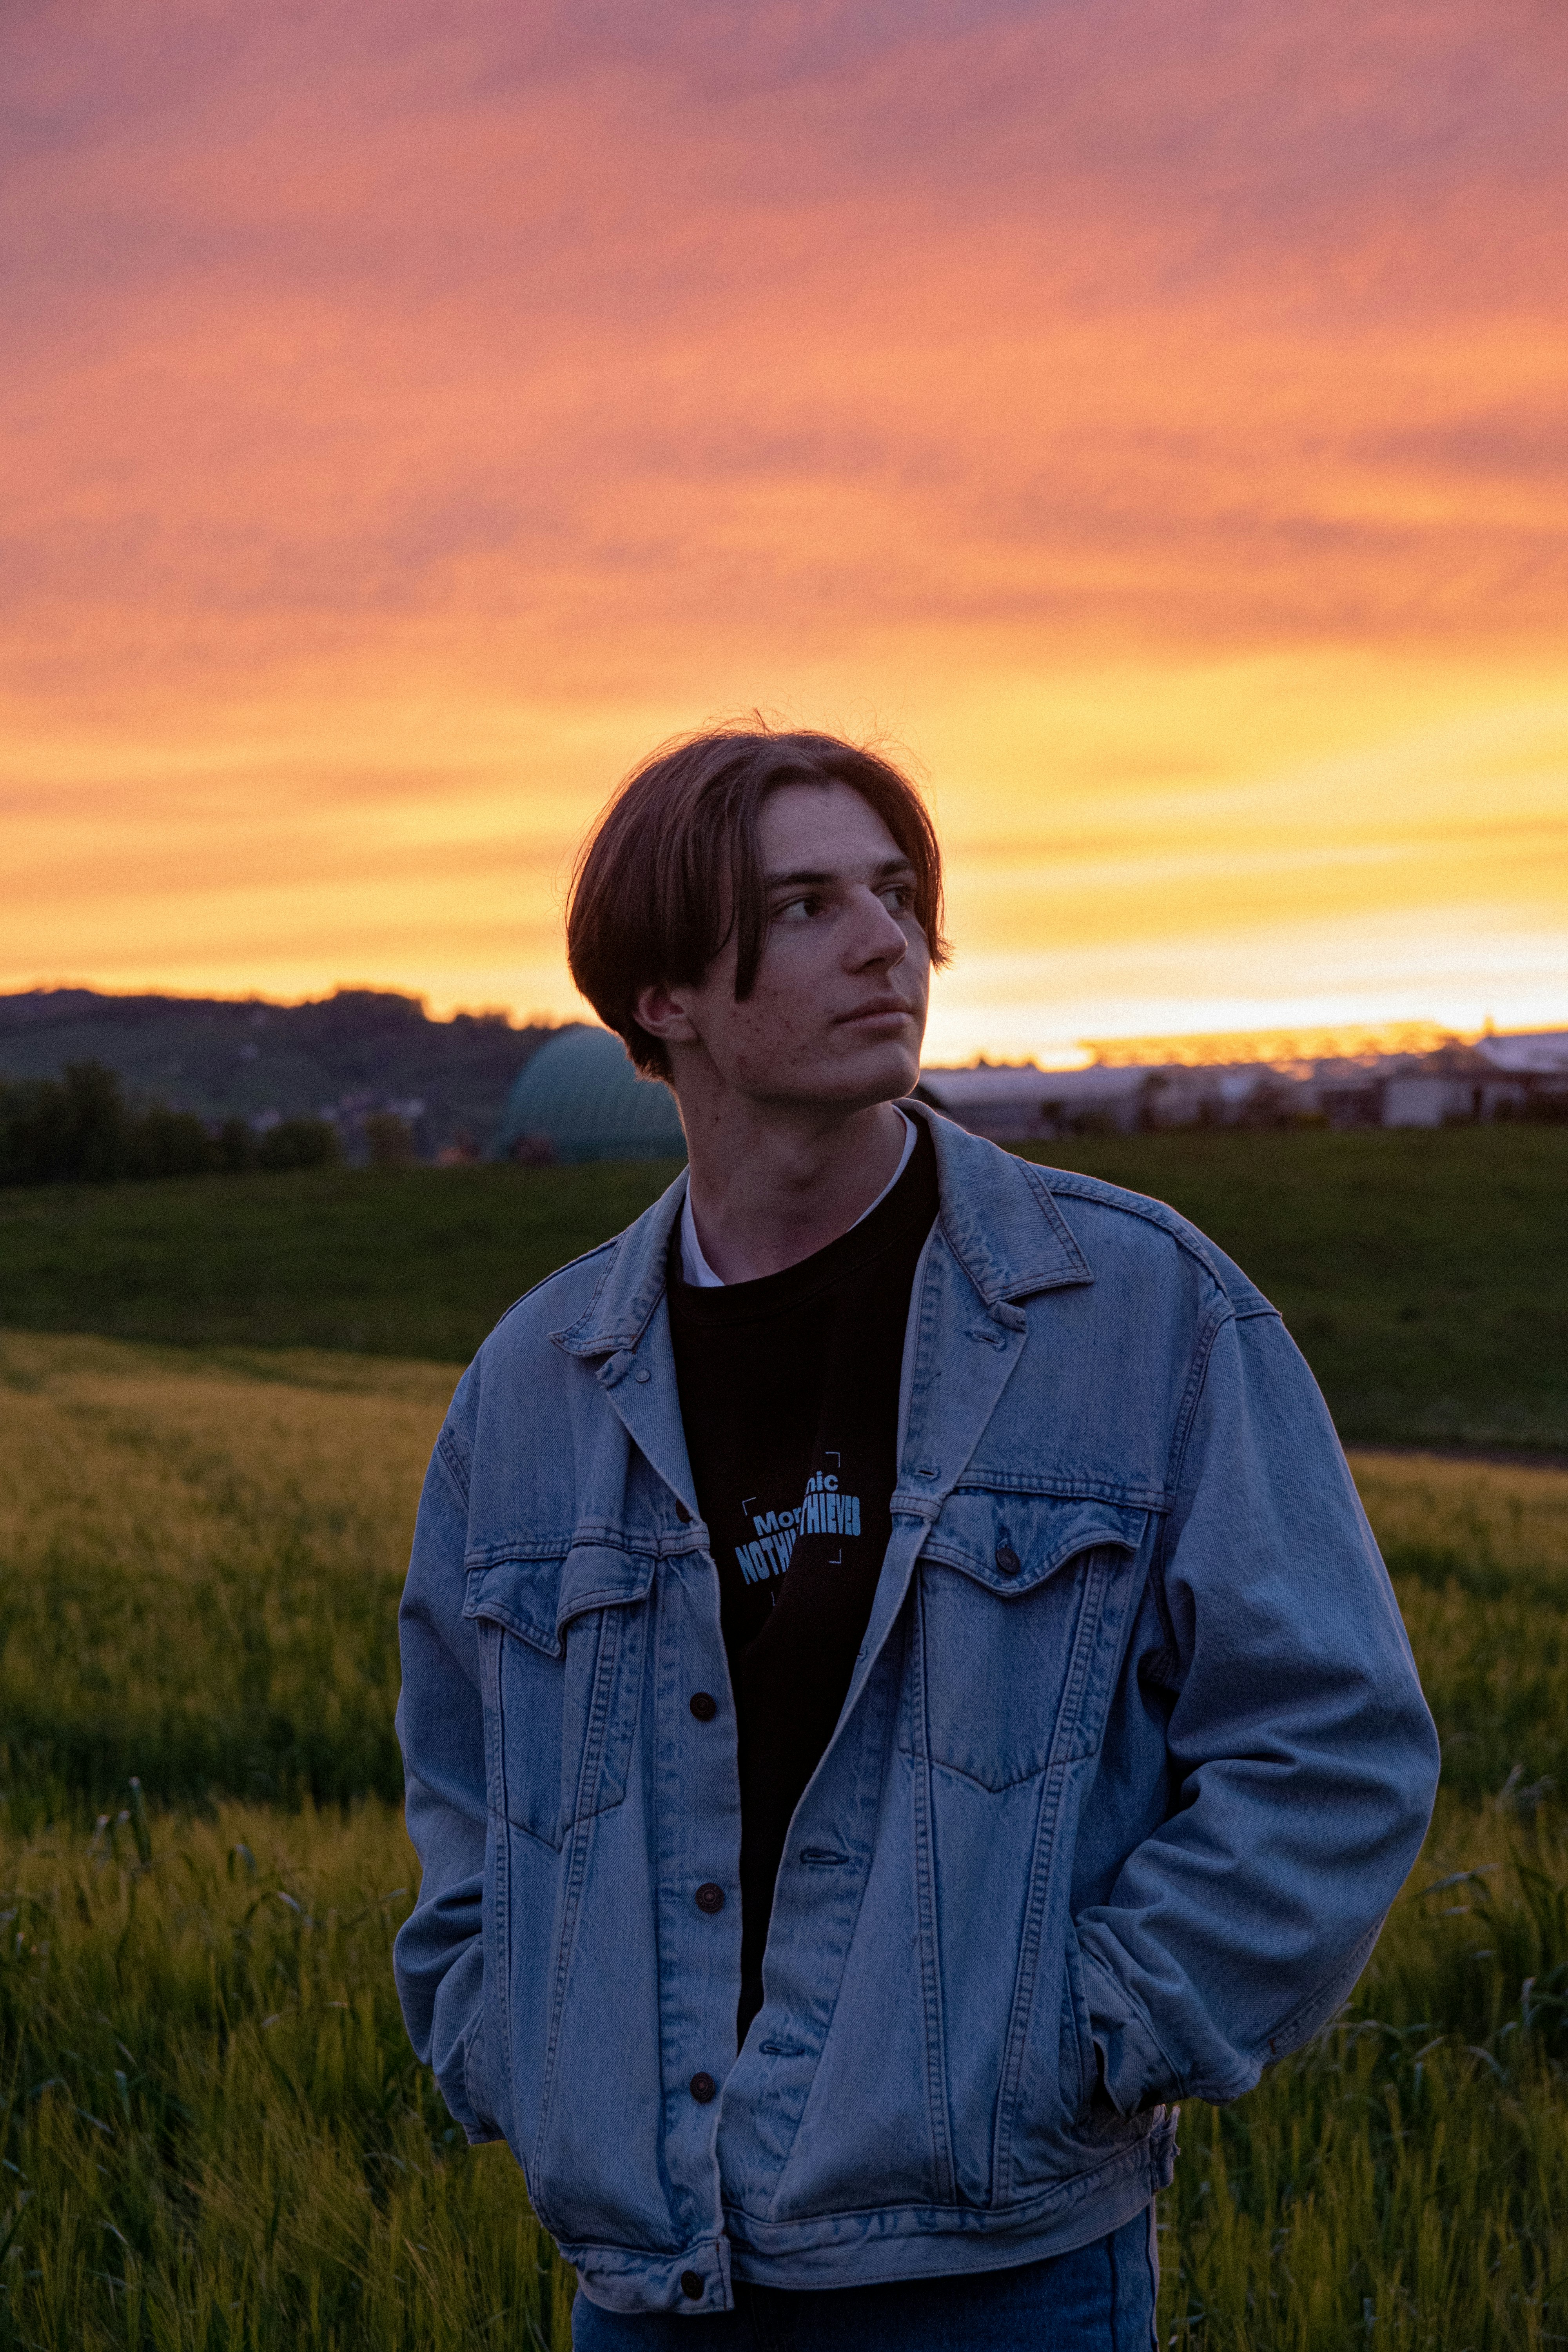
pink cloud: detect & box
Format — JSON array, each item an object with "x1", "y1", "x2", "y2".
[{"x1": 1, "y1": 0, "x2": 1564, "y2": 1034}]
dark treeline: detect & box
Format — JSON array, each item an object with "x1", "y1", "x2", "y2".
[
  {"x1": 0, "y1": 1061, "x2": 341, "y2": 1186},
  {"x1": 0, "y1": 985, "x2": 552, "y2": 1160}
]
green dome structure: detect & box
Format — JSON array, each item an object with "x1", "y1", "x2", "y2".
[{"x1": 490, "y1": 1025, "x2": 687, "y2": 1166}]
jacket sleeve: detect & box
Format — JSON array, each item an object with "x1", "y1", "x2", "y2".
[
  {"x1": 392, "y1": 1381, "x2": 503, "y2": 2144},
  {"x1": 1075, "y1": 1302, "x2": 1441, "y2": 2114}
]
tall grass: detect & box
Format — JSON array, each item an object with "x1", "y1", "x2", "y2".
[
  {"x1": 0, "y1": 1803, "x2": 575, "y2": 2350},
  {"x1": 5, "y1": 1333, "x2": 1567, "y2": 1824},
  {"x1": 1, "y1": 1797, "x2": 1564, "y2": 2348},
  {"x1": 1163, "y1": 1798, "x2": 1568, "y2": 2347},
  {"x1": 0, "y1": 1334, "x2": 452, "y2": 1824},
  {"x1": 1354, "y1": 1451, "x2": 1568, "y2": 1804},
  {"x1": 3, "y1": 1330, "x2": 1568, "y2": 2343}
]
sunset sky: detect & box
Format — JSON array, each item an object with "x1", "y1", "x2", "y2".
[{"x1": 4, "y1": 0, "x2": 1565, "y2": 1064}]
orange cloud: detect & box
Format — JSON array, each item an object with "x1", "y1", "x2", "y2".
[{"x1": 2, "y1": 0, "x2": 1564, "y2": 1049}]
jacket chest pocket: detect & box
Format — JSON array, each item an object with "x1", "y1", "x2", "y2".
[
  {"x1": 463, "y1": 1541, "x2": 653, "y2": 1850},
  {"x1": 905, "y1": 1494, "x2": 1147, "y2": 1790}
]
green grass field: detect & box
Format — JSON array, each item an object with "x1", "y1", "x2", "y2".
[
  {"x1": 3, "y1": 1331, "x2": 1568, "y2": 2345},
  {"x1": 0, "y1": 1158, "x2": 676, "y2": 1367},
  {"x1": 1022, "y1": 1124, "x2": 1568, "y2": 1455},
  {"x1": 1, "y1": 1123, "x2": 1565, "y2": 1448}
]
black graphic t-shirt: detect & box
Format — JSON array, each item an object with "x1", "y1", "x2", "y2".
[{"x1": 666, "y1": 1117, "x2": 939, "y2": 2041}]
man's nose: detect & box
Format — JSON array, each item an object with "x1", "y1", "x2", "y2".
[{"x1": 846, "y1": 889, "x2": 909, "y2": 969}]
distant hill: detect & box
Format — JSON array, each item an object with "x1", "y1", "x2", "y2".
[{"x1": 0, "y1": 988, "x2": 560, "y2": 1161}]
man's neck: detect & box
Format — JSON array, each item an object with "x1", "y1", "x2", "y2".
[{"x1": 679, "y1": 1095, "x2": 913, "y2": 1284}]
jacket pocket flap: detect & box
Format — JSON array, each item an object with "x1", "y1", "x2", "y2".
[
  {"x1": 462, "y1": 1542, "x2": 655, "y2": 1655},
  {"x1": 554, "y1": 1541, "x2": 656, "y2": 1636},
  {"x1": 920, "y1": 1492, "x2": 1146, "y2": 1595}
]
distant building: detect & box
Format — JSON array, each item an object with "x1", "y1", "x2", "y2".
[
  {"x1": 1474, "y1": 1030, "x2": 1568, "y2": 1122},
  {"x1": 490, "y1": 1026, "x2": 687, "y2": 1165},
  {"x1": 912, "y1": 1063, "x2": 1149, "y2": 1141},
  {"x1": 1379, "y1": 1044, "x2": 1488, "y2": 1129},
  {"x1": 1370, "y1": 1035, "x2": 1568, "y2": 1127},
  {"x1": 1478, "y1": 1029, "x2": 1568, "y2": 1077},
  {"x1": 916, "y1": 1028, "x2": 1568, "y2": 1142}
]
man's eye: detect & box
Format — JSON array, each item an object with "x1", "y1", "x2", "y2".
[
  {"x1": 880, "y1": 885, "x2": 914, "y2": 913},
  {"x1": 775, "y1": 895, "x2": 822, "y2": 922}
]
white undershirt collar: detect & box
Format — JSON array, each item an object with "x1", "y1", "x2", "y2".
[{"x1": 679, "y1": 1107, "x2": 917, "y2": 1289}]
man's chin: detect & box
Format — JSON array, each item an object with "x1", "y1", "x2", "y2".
[{"x1": 813, "y1": 1043, "x2": 923, "y2": 1110}]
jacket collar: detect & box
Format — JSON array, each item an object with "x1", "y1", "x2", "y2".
[
  {"x1": 914, "y1": 1102, "x2": 1092, "y2": 1307},
  {"x1": 551, "y1": 1099, "x2": 1091, "y2": 1361}
]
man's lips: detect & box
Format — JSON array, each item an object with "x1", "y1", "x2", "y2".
[{"x1": 835, "y1": 1001, "x2": 916, "y2": 1027}]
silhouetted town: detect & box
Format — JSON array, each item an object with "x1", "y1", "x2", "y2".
[
  {"x1": 1, "y1": 987, "x2": 1564, "y2": 1178},
  {"x1": 914, "y1": 1028, "x2": 1568, "y2": 1143}
]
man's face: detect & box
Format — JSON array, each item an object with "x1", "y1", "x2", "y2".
[{"x1": 648, "y1": 782, "x2": 931, "y2": 1112}]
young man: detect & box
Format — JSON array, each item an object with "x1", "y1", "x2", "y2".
[{"x1": 394, "y1": 729, "x2": 1439, "y2": 2349}]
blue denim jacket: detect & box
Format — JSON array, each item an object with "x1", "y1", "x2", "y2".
[{"x1": 394, "y1": 1107, "x2": 1439, "y2": 2314}]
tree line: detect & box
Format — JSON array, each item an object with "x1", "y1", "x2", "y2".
[{"x1": 0, "y1": 1062, "x2": 342, "y2": 1186}]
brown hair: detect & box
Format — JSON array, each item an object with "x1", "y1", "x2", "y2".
[{"x1": 566, "y1": 726, "x2": 949, "y2": 1078}]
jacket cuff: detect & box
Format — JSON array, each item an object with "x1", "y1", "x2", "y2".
[{"x1": 1078, "y1": 1940, "x2": 1181, "y2": 2117}]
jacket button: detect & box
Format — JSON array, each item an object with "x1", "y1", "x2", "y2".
[
  {"x1": 689, "y1": 2071, "x2": 717, "y2": 2103},
  {"x1": 695, "y1": 1882, "x2": 725, "y2": 1914},
  {"x1": 690, "y1": 1691, "x2": 718, "y2": 1722},
  {"x1": 675, "y1": 1502, "x2": 692, "y2": 1523},
  {"x1": 994, "y1": 1542, "x2": 1021, "y2": 1576},
  {"x1": 680, "y1": 2272, "x2": 705, "y2": 2300}
]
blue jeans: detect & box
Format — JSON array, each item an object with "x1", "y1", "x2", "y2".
[{"x1": 571, "y1": 2209, "x2": 1159, "y2": 2349}]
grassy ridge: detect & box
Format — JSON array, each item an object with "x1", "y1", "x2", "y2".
[
  {"x1": 0, "y1": 1160, "x2": 682, "y2": 1364},
  {"x1": 1024, "y1": 1123, "x2": 1568, "y2": 1454},
  {"x1": 2, "y1": 1124, "x2": 1564, "y2": 1448}
]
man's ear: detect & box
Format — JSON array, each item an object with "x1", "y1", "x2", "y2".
[{"x1": 634, "y1": 981, "x2": 700, "y2": 1047}]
